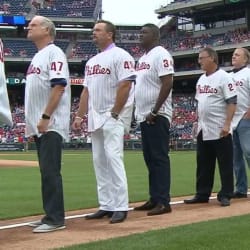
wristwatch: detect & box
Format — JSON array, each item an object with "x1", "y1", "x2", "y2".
[
  {"x1": 111, "y1": 111, "x2": 119, "y2": 120},
  {"x1": 41, "y1": 113, "x2": 50, "y2": 120},
  {"x1": 150, "y1": 108, "x2": 157, "y2": 117}
]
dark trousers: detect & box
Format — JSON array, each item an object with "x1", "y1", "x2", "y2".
[
  {"x1": 140, "y1": 116, "x2": 171, "y2": 205},
  {"x1": 34, "y1": 131, "x2": 65, "y2": 225},
  {"x1": 196, "y1": 131, "x2": 234, "y2": 200}
]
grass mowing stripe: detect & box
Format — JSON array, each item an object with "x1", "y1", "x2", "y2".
[{"x1": 59, "y1": 214, "x2": 250, "y2": 250}]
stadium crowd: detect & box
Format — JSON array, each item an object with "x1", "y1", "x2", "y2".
[
  {"x1": 0, "y1": 0, "x2": 98, "y2": 16},
  {"x1": 0, "y1": 0, "x2": 248, "y2": 146},
  {"x1": 0, "y1": 94, "x2": 197, "y2": 144},
  {"x1": 0, "y1": 0, "x2": 248, "y2": 62},
  {"x1": 163, "y1": 28, "x2": 250, "y2": 53},
  {"x1": 3, "y1": 28, "x2": 250, "y2": 64}
]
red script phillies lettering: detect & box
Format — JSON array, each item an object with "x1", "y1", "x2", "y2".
[{"x1": 86, "y1": 64, "x2": 111, "y2": 75}]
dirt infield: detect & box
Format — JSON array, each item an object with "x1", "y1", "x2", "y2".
[
  {"x1": 1, "y1": 196, "x2": 250, "y2": 250},
  {"x1": 0, "y1": 159, "x2": 38, "y2": 167},
  {"x1": 1, "y1": 159, "x2": 250, "y2": 249}
]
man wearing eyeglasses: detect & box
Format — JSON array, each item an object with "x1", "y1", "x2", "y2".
[{"x1": 184, "y1": 47, "x2": 237, "y2": 207}]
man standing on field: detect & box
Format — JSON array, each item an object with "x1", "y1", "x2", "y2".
[
  {"x1": 134, "y1": 23, "x2": 174, "y2": 216},
  {"x1": 72, "y1": 20, "x2": 135, "y2": 224},
  {"x1": 184, "y1": 47, "x2": 236, "y2": 207},
  {"x1": 25, "y1": 15, "x2": 71, "y2": 233},
  {"x1": 230, "y1": 47, "x2": 250, "y2": 199}
]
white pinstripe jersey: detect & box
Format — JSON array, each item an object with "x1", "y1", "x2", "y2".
[
  {"x1": 25, "y1": 44, "x2": 71, "y2": 140},
  {"x1": 0, "y1": 39, "x2": 13, "y2": 126},
  {"x1": 230, "y1": 67, "x2": 250, "y2": 129},
  {"x1": 195, "y1": 69, "x2": 236, "y2": 140},
  {"x1": 83, "y1": 45, "x2": 135, "y2": 132},
  {"x1": 134, "y1": 46, "x2": 174, "y2": 122}
]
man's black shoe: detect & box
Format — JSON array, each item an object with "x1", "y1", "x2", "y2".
[
  {"x1": 110, "y1": 211, "x2": 127, "y2": 224},
  {"x1": 219, "y1": 197, "x2": 230, "y2": 207},
  {"x1": 184, "y1": 196, "x2": 209, "y2": 204},
  {"x1": 85, "y1": 210, "x2": 113, "y2": 220},
  {"x1": 147, "y1": 204, "x2": 172, "y2": 216},
  {"x1": 134, "y1": 200, "x2": 157, "y2": 211},
  {"x1": 232, "y1": 192, "x2": 247, "y2": 199}
]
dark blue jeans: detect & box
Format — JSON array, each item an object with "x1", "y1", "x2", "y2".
[
  {"x1": 140, "y1": 116, "x2": 171, "y2": 205},
  {"x1": 233, "y1": 118, "x2": 250, "y2": 194},
  {"x1": 34, "y1": 131, "x2": 65, "y2": 225}
]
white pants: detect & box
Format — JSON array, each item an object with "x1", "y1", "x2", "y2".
[{"x1": 91, "y1": 117, "x2": 129, "y2": 211}]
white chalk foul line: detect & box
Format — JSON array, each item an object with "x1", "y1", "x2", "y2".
[
  {"x1": 0, "y1": 208, "x2": 136, "y2": 230},
  {"x1": 0, "y1": 196, "x2": 220, "y2": 230}
]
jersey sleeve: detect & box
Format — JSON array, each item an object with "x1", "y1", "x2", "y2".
[
  {"x1": 247, "y1": 71, "x2": 250, "y2": 93},
  {"x1": 156, "y1": 49, "x2": 174, "y2": 77},
  {"x1": 222, "y1": 73, "x2": 237, "y2": 100},
  {"x1": 115, "y1": 50, "x2": 136, "y2": 82},
  {"x1": 83, "y1": 63, "x2": 88, "y2": 88},
  {"x1": 195, "y1": 77, "x2": 201, "y2": 101},
  {"x1": 49, "y1": 47, "x2": 69, "y2": 81}
]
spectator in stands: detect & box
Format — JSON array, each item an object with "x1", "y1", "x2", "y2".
[
  {"x1": 230, "y1": 47, "x2": 250, "y2": 199},
  {"x1": 19, "y1": 49, "x2": 27, "y2": 57},
  {"x1": 3, "y1": 47, "x2": 13, "y2": 57},
  {"x1": 184, "y1": 47, "x2": 236, "y2": 207},
  {"x1": 72, "y1": 20, "x2": 136, "y2": 224},
  {"x1": 25, "y1": 15, "x2": 71, "y2": 233},
  {"x1": 134, "y1": 23, "x2": 174, "y2": 216},
  {"x1": 32, "y1": 0, "x2": 41, "y2": 9}
]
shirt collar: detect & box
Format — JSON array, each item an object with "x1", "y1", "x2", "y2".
[
  {"x1": 232, "y1": 65, "x2": 247, "y2": 73},
  {"x1": 103, "y1": 43, "x2": 115, "y2": 52}
]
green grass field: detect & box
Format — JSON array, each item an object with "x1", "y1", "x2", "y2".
[
  {"x1": 0, "y1": 150, "x2": 194, "y2": 218},
  {"x1": 0, "y1": 150, "x2": 224, "y2": 219},
  {"x1": 1, "y1": 150, "x2": 249, "y2": 250}
]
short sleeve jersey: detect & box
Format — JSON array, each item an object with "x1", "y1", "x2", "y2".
[
  {"x1": 83, "y1": 45, "x2": 135, "y2": 132},
  {"x1": 134, "y1": 46, "x2": 174, "y2": 122},
  {"x1": 230, "y1": 67, "x2": 250, "y2": 129},
  {"x1": 25, "y1": 44, "x2": 71, "y2": 140},
  {"x1": 195, "y1": 69, "x2": 236, "y2": 140}
]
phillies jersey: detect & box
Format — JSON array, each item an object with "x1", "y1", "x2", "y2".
[
  {"x1": 135, "y1": 46, "x2": 174, "y2": 122},
  {"x1": 230, "y1": 67, "x2": 250, "y2": 129},
  {"x1": 0, "y1": 39, "x2": 13, "y2": 126},
  {"x1": 195, "y1": 69, "x2": 236, "y2": 140},
  {"x1": 83, "y1": 45, "x2": 135, "y2": 132},
  {"x1": 25, "y1": 43, "x2": 71, "y2": 140}
]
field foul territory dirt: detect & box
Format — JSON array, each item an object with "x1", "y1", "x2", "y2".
[{"x1": 1, "y1": 196, "x2": 250, "y2": 250}]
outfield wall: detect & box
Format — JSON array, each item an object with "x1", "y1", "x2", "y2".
[{"x1": 0, "y1": 139, "x2": 196, "y2": 151}]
